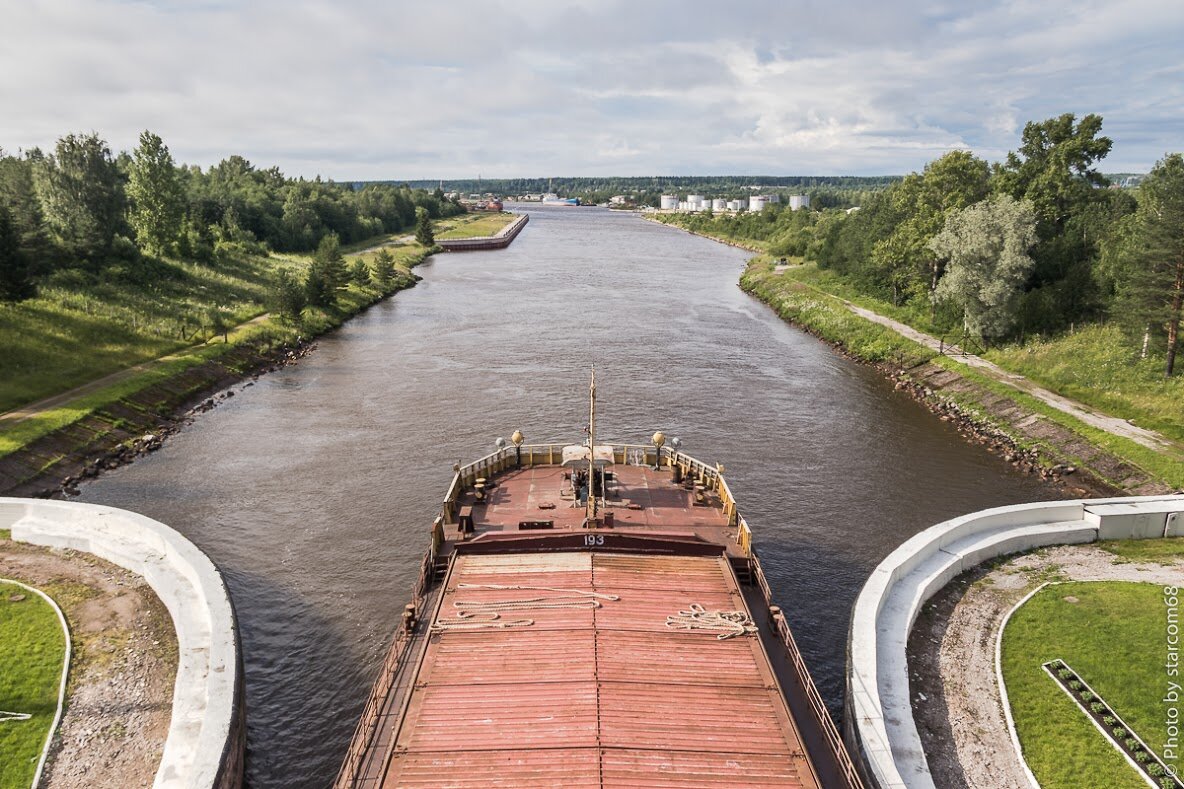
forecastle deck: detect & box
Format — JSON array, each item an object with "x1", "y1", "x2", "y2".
[{"x1": 335, "y1": 443, "x2": 864, "y2": 788}]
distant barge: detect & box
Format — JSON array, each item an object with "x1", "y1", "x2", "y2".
[
  {"x1": 335, "y1": 383, "x2": 863, "y2": 787},
  {"x1": 437, "y1": 213, "x2": 529, "y2": 252}
]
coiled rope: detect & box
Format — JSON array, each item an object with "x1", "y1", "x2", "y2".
[
  {"x1": 430, "y1": 611, "x2": 534, "y2": 632},
  {"x1": 431, "y1": 584, "x2": 621, "y2": 632},
  {"x1": 665, "y1": 603, "x2": 757, "y2": 640}
]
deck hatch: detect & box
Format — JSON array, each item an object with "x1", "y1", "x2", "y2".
[{"x1": 379, "y1": 552, "x2": 821, "y2": 788}]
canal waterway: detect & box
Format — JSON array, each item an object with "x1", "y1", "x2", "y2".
[{"x1": 77, "y1": 205, "x2": 1057, "y2": 786}]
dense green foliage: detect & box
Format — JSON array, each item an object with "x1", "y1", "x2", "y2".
[
  {"x1": 0, "y1": 129, "x2": 459, "y2": 422},
  {"x1": 0, "y1": 581, "x2": 68, "y2": 789},
  {"x1": 0, "y1": 130, "x2": 462, "y2": 302},
  {"x1": 660, "y1": 113, "x2": 1184, "y2": 378},
  {"x1": 1103, "y1": 154, "x2": 1184, "y2": 376},
  {"x1": 930, "y1": 194, "x2": 1037, "y2": 340},
  {"x1": 1002, "y1": 582, "x2": 1170, "y2": 789}
]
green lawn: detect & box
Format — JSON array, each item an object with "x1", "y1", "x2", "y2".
[
  {"x1": 0, "y1": 581, "x2": 68, "y2": 789},
  {"x1": 435, "y1": 212, "x2": 517, "y2": 239},
  {"x1": 1098, "y1": 537, "x2": 1184, "y2": 566},
  {"x1": 1002, "y1": 582, "x2": 1174, "y2": 789}
]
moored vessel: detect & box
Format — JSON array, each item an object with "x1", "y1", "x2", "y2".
[{"x1": 335, "y1": 381, "x2": 864, "y2": 787}]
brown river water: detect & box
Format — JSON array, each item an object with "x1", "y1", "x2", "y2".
[{"x1": 77, "y1": 205, "x2": 1057, "y2": 786}]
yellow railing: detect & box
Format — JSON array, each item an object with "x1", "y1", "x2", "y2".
[
  {"x1": 437, "y1": 442, "x2": 754, "y2": 557},
  {"x1": 441, "y1": 442, "x2": 662, "y2": 524}
]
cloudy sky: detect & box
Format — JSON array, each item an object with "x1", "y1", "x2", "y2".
[{"x1": 1, "y1": 0, "x2": 1181, "y2": 180}]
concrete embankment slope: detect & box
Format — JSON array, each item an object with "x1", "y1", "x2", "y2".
[
  {"x1": 0, "y1": 498, "x2": 245, "y2": 789},
  {"x1": 846, "y1": 494, "x2": 1184, "y2": 789}
]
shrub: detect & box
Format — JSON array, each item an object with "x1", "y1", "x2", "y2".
[
  {"x1": 1090, "y1": 702, "x2": 1106, "y2": 714},
  {"x1": 1069, "y1": 680, "x2": 1083, "y2": 691},
  {"x1": 1126, "y1": 738, "x2": 1139, "y2": 751},
  {"x1": 1081, "y1": 690, "x2": 1094, "y2": 702},
  {"x1": 1135, "y1": 751, "x2": 1151, "y2": 763},
  {"x1": 1160, "y1": 777, "x2": 1175, "y2": 789},
  {"x1": 1149, "y1": 763, "x2": 1164, "y2": 776},
  {"x1": 1103, "y1": 715, "x2": 1117, "y2": 726},
  {"x1": 1113, "y1": 727, "x2": 1127, "y2": 739},
  {"x1": 1058, "y1": 668, "x2": 1073, "y2": 680}
]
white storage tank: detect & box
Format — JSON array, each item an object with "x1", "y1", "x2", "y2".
[
  {"x1": 711, "y1": 199, "x2": 727, "y2": 211},
  {"x1": 789, "y1": 194, "x2": 810, "y2": 211},
  {"x1": 687, "y1": 194, "x2": 705, "y2": 209},
  {"x1": 727, "y1": 200, "x2": 743, "y2": 211},
  {"x1": 749, "y1": 195, "x2": 768, "y2": 212},
  {"x1": 660, "y1": 194, "x2": 678, "y2": 210}
]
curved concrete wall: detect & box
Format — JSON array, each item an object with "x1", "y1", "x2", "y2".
[
  {"x1": 845, "y1": 493, "x2": 1184, "y2": 789},
  {"x1": 0, "y1": 498, "x2": 244, "y2": 789}
]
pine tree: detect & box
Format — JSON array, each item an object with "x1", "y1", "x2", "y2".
[
  {"x1": 0, "y1": 204, "x2": 34, "y2": 301},
  {"x1": 414, "y1": 207, "x2": 434, "y2": 247},
  {"x1": 1110, "y1": 154, "x2": 1184, "y2": 376},
  {"x1": 304, "y1": 232, "x2": 347, "y2": 308}
]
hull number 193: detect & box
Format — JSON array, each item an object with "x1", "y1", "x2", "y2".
[{"x1": 584, "y1": 534, "x2": 605, "y2": 546}]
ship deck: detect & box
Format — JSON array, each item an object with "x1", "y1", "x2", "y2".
[
  {"x1": 381, "y1": 551, "x2": 821, "y2": 788},
  {"x1": 448, "y1": 465, "x2": 741, "y2": 552}
]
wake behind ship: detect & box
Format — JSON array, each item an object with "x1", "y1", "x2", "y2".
[{"x1": 335, "y1": 385, "x2": 864, "y2": 787}]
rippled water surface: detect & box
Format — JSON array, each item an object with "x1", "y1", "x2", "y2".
[{"x1": 78, "y1": 206, "x2": 1056, "y2": 786}]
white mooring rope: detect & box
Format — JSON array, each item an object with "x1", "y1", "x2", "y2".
[
  {"x1": 665, "y1": 603, "x2": 757, "y2": 640},
  {"x1": 430, "y1": 611, "x2": 535, "y2": 632},
  {"x1": 431, "y1": 585, "x2": 621, "y2": 632}
]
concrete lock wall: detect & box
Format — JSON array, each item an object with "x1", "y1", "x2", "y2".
[
  {"x1": 845, "y1": 493, "x2": 1184, "y2": 789},
  {"x1": 0, "y1": 498, "x2": 245, "y2": 789}
]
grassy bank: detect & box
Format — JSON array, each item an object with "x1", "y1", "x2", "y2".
[
  {"x1": 0, "y1": 236, "x2": 434, "y2": 460},
  {"x1": 0, "y1": 581, "x2": 67, "y2": 789},
  {"x1": 741, "y1": 258, "x2": 1184, "y2": 491},
  {"x1": 435, "y1": 211, "x2": 518, "y2": 239},
  {"x1": 1001, "y1": 582, "x2": 1170, "y2": 789}
]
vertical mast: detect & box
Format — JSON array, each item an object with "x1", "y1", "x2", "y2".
[{"x1": 587, "y1": 366, "x2": 596, "y2": 522}]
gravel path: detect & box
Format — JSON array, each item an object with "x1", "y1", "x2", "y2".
[
  {"x1": 908, "y1": 544, "x2": 1184, "y2": 789},
  {"x1": 0, "y1": 535, "x2": 177, "y2": 788},
  {"x1": 840, "y1": 300, "x2": 1182, "y2": 456}
]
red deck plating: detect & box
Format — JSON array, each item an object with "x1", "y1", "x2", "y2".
[{"x1": 381, "y1": 552, "x2": 821, "y2": 788}]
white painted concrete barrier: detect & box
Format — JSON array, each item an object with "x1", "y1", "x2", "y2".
[
  {"x1": 0, "y1": 498, "x2": 243, "y2": 789},
  {"x1": 845, "y1": 494, "x2": 1184, "y2": 789}
]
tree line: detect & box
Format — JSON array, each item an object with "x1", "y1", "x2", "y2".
[
  {"x1": 392, "y1": 175, "x2": 896, "y2": 209},
  {"x1": 670, "y1": 114, "x2": 1184, "y2": 377},
  {"x1": 0, "y1": 130, "x2": 463, "y2": 302}
]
